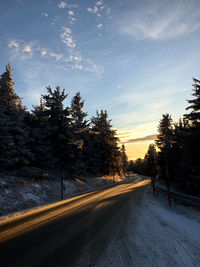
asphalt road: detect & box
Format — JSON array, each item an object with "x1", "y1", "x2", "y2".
[{"x1": 0, "y1": 179, "x2": 150, "y2": 267}]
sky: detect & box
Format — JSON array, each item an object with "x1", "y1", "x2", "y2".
[{"x1": 0, "y1": 0, "x2": 200, "y2": 160}]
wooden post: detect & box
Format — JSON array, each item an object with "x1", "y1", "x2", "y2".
[
  {"x1": 165, "y1": 164, "x2": 171, "y2": 206},
  {"x1": 60, "y1": 166, "x2": 64, "y2": 200},
  {"x1": 152, "y1": 164, "x2": 156, "y2": 196}
]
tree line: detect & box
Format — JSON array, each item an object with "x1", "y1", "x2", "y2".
[
  {"x1": 0, "y1": 64, "x2": 128, "y2": 178},
  {"x1": 128, "y1": 76, "x2": 200, "y2": 195}
]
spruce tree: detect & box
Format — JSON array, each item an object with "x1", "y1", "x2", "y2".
[
  {"x1": 42, "y1": 86, "x2": 74, "y2": 173},
  {"x1": 91, "y1": 110, "x2": 120, "y2": 175},
  {"x1": 145, "y1": 144, "x2": 156, "y2": 176},
  {"x1": 29, "y1": 97, "x2": 52, "y2": 168},
  {"x1": 183, "y1": 76, "x2": 200, "y2": 182},
  {"x1": 184, "y1": 77, "x2": 200, "y2": 126},
  {"x1": 0, "y1": 64, "x2": 31, "y2": 169},
  {"x1": 71, "y1": 92, "x2": 89, "y2": 175},
  {"x1": 156, "y1": 114, "x2": 173, "y2": 179},
  {"x1": 120, "y1": 144, "x2": 128, "y2": 174}
]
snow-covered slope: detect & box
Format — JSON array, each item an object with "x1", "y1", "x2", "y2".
[{"x1": 0, "y1": 173, "x2": 125, "y2": 218}]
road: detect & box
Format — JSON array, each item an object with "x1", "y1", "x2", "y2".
[{"x1": 0, "y1": 178, "x2": 150, "y2": 267}]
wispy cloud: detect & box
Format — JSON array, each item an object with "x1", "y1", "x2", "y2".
[
  {"x1": 41, "y1": 49, "x2": 47, "y2": 56},
  {"x1": 8, "y1": 40, "x2": 34, "y2": 59},
  {"x1": 58, "y1": 1, "x2": 67, "y2": 9},
  {"x1": 125, "y1": 134, "x2": 157, "y2": 144},
  {"x1": 61, "y1": 27, "x2": 76, "y2": 48},
  {"x1": 50, "y1": 52, "x2": 63, "y2": 61},
  {"x1": 58, "y1": 1, "x2": 78, "y2": 9},
  {"x1": 87, "y1": 6, "x2": 98, "y2": 14},
  {"x1": 60, "y1": 27, "x2": 103, "y2": 76},
  {"x1": 96, "y1": 0, "x2": 103, "y2": 6},
  {"x1": 68, "y1": 10, "x2": 74, "y2": 16},
  {"x1": 87, "y1": 0, "x2": 111, "y2": 19},
  {"x1": 8, "y1": 40, "x2": 20, "y2": 53},
  {"x1": 23, "y1": 44, "x2": 32, "y2": 53},
  {"x1": 119, "y1": 0, "x2": 200, "y2": 40},
  {"x1": 41, "y1": 12, "x2": 48, "y2": 17}
]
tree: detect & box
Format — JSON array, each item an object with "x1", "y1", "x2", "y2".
[
  {"x1": 183, "y1": 76, "x2": 200, "y2": 191},
  {"x1": 42, "y1": 86, "x2": 74, "y2": 172},
  {"x1": 71, "y1": 92, "x2": 89, "y2": 175},
  {"x1": 0, "y1": 64, "x2": 22, "y2": 107},
  {"x1": 120, "y1": 144, "x2": 129, "y2": 174},
  {"x1": 156, "y1": 114, "x2": 173, "y2": 205},
  {"x1": 90, "y1": 110, "x2": 120, "y2": 175},
  {"x1": 145, "y1": 144, "x2": 156, "y2": 176},
  {"x1": 134, "y1": 158, "x2": 148, "y2": 175},
  {"x1": 28, "y1": 97, "x2": 51, "y2": 168},
  {"x1": 0, "y1": 64, "x2": 31, "y2": 169},
  {"x1": 127, "y1": 160, "x2": 134, "y2": 172},
  {"x1": 184, "y1": 77, "x2": 200, "y2": 127}
]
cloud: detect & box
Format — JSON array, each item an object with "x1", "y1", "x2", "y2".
[
  {"x1": 58, "y1": 1, "x2": 78, "y2": 9},
  {"x1": 23, "y1": 44, "x2": 32, "y2": 53},
  {"x1": 61, "y1": 27, "x2": 76, "y2": 48},
  {"x1": 41, "y1": 12, "x2": 48, "y2": 17},
  {"x1": 88, "y1": 6, "x2": 98, "y2": 14},
  {"x1": 50, "y1": 52, "x2": 63, "y2": 61},
  {"x1": 41, "y1": 49, "x2": 47, "y2": 56},
  {"x1": 96, "y1": 0, "x2": 103, "y2": 6},
  {"x1": 72, "y1": 63, "x2": 83, "y2": 70},
  {"x1": 60, "y1": 26, "x2": 103, "y2": 76},
  {"x1": 58, "y1": 1, "x2": 67, "y2": 9},
  {"x1": 8, "y1": 40, "x2": 19, "y2": 52},
  {"x1": 119, "y1": 0, "x2": 200, "y2": 40},
  {"x1": 8, "y1": 40, "x2": 34, "y2": 59},
  {"x1": 125, "y1": 134, "x2": 157, "y2": 144},
  {"x1": 68, "y1": 10, "x2": 74, "y2": 16},
  {"x1": 70, "y1": 17, "x2": 76, "y2": 22},
  {"x1": 97, "y1": 23, "x2": 102, "y2": 29}
]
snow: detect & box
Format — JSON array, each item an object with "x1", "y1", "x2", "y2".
[
  {"x1": 0, "y1": 172, "x2": 128, "y2": 218},
  {"x1": 23, "y1": 193, "x2": 41, "y2": 203},
  {"x1": 97, "y1": 184, "x2": 200, "y2": 267}
]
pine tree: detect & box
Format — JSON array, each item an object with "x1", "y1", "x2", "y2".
[
  {"x1": 90, "y1": 110, "x2": 120, "y2": 175},
  {"x1": 71, "y1": 92, "x2": 89, "y2": 175},
  {"x1": 156, "y1": 114, "x2": 173, "y2": 153},
  {"x1": 120, "y1": 144, "x2": 128, "y2": 174},
  {"x1": 42, "y1": 86, "x2": 74, "y2": 172},
  {"x1": 156, "y1": 114, "x2": 173, "y2": 180},
  {"x1": 183, "y1": 76, "x2": 200, "y2": 181},
  {"x1": 0, "y1": 64, "x2": 22, "y2": 107},
  {"x1": 29, "y1": 97, "x2": 52, "y2": 168},
  {"x1": 184, "y1": 77, "x2": 200, "y2": 126},
  {"x1": 127, "y1": 160, "x2": 134, "y2": 172},
  {"x1": 0, "y1": 64, "x2": 31, "y2": 169},
  {"x1": 145, "y1": 144, "x2": 156, "y2": 176}
]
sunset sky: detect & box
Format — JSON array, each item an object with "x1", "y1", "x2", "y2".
[{"x1": 0, "y1": 0, "x2": 200, "y2": 159}]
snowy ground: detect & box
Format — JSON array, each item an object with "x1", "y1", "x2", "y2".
[
  {"x1": 97, "y1": 184, "x2": 200, "y2": 267},
  {"x1": 0, "y1": 172, "x2": 127, "y2": 218}
]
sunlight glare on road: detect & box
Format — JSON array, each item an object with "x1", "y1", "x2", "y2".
[{"x1": 0, "y1": 179, "x2": 150, "y2": 243}]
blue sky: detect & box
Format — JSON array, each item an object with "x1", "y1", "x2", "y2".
[{"x1": 0, "y1": 0, "x2": 200, "y2": 159}]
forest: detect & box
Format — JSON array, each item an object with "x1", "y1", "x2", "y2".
[
  {"x1": 0, "y1": 64, "x2": 199, "y2": 195},
  {"x1": 129, "y1": 76, "x2": 200, "y2": 195},
  {"x1": 0, "y1": 64, "x2": 128, "y2": 179}
]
